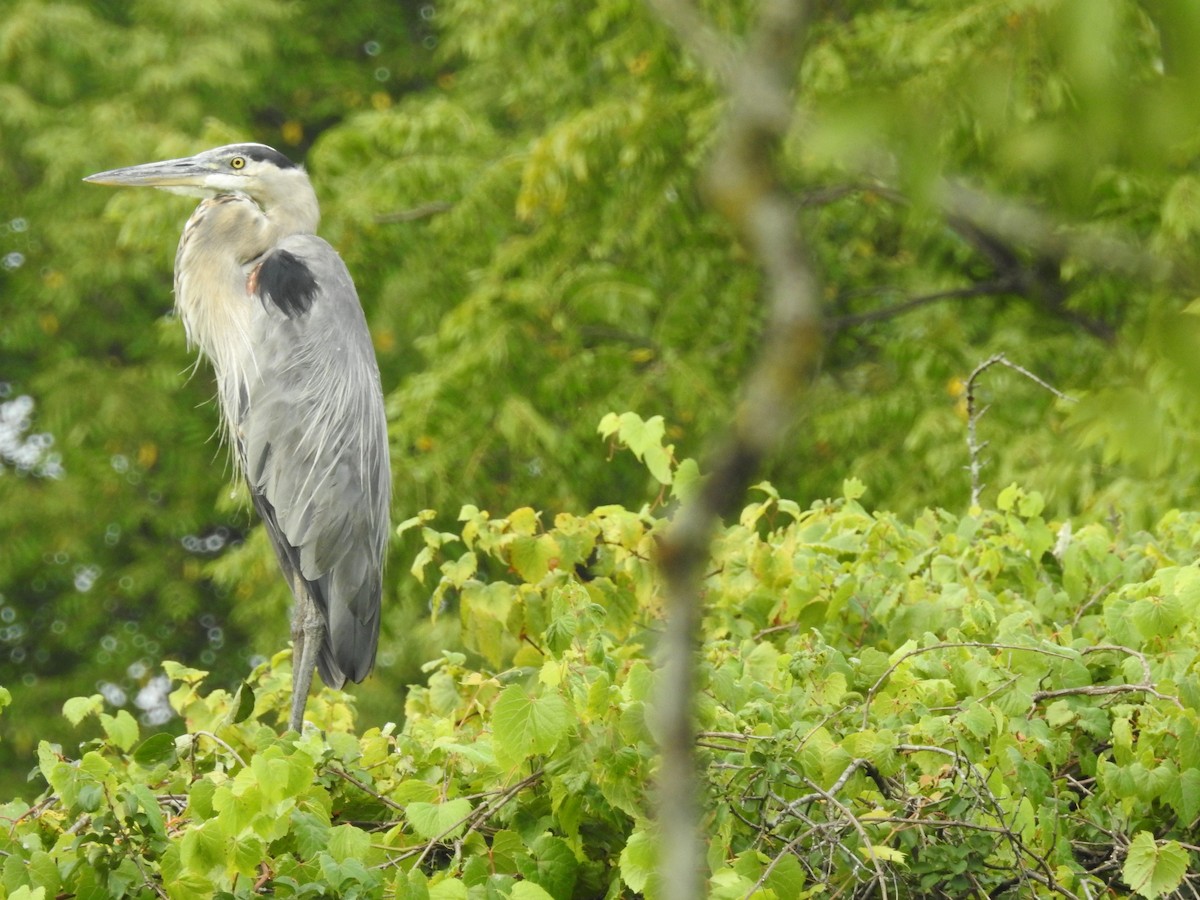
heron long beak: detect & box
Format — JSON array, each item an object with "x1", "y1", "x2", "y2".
[{"x1": 84, "y1": 155, "x2": 215, "y2": 196}]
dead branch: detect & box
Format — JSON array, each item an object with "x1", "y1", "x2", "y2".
[
  {"x1": 646, "y1": 0, "x2": 820, "y2": 897},
  {"x1": 964, "y1": 353, "x2": 1074, "y2": 509},
  {"x1": 375, "y1": 201, "x2": 454, "y2": 224},
  {"x1": 861, "y1": 641, "x2": 1075, "y2": 728}
]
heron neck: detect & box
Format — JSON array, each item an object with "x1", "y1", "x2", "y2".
[{"x1": 267, "y1": 182, "x2": 320, "y2": 237}]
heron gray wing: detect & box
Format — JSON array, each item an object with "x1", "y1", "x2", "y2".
[{"x1": 238, "y1": 234, "x2": 390, "y2": 687}]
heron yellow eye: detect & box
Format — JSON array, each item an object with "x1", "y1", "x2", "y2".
[{"x1": 230, "y1": 157, "x2": 246, "y2": 170}]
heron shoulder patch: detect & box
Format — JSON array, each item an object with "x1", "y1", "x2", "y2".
[{"x1": 253, "y1": 250, "x2": 318, "y2": 318}]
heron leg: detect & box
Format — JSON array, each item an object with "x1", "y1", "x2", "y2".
[{"x1": 289, "y1": 577, "x2": 325, "y2": 732}]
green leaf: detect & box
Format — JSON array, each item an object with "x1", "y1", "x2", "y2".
[
  {"x1": 602, "y1": 412, "x2": 674, "y2": 483},
  {"x1": 291, "y1": 809, "x2": 332, "y2": 860},
  {"x1": 26, "y1": 850, "x2": 59, "y2": 895},
  {"x1": 441, "y1": 550, "x2": 478, "y2": 586},
  {"x1": 328, "y1": 824, "x2": 373, "y2": 864},
  {"x1": 671, "y1": 457, "x2": 702, "y2": 502},
  {"x1": 510, "y1": 884, "x2": 556, "y2": 900},
  {"x1": 518, "y1": 835, "x2": 578, "y2": 899},
  {"x1": 843, "y1": 476, "x2": 867, "y2": 500},
  {"x1": 996, "y1": 484, "x2": 1020, "y2": 512},
  {"x1": 99, "y1": 710, "x2": 139, "y2": 751},
  {"x1": 619, "y1": 829, "x2": 658, "y2": 894},
  {"x1": 427, "y1": 878, "x2": 467, "y2": 900},
  {"x1": 62, "y1": 694, "x2": 104, "y2": 726},
  {"x1": 511, "y1": 535, "x2": 559, "y2": 583},
  {"x1": 162, "y1": 661, "x2": 209, "y2": 682},
  {"x1": 121, "y1": 783, "x2": 167, "y2": 839},
  {"x1": 1123, "y1": 832, "x2": 1188, "y2": 898},
  {"x1": 180, "y1": 819, "x2": 227, "y2": 877},
  {"x1": 959, "y1": 702, "x2": 996, "y2": 739},
  {"x1": 492, "y1": 684, "x2": 570, "y2": 767},
  {"x1": 406, "y1": 799, "x2": 473, "y2": 841},
  {"x1": 232, "y1": 681, "x2": 255, "y2": 724},
  {"x1": 132, "y1": 732, "x2": 177, "y2": 767}
]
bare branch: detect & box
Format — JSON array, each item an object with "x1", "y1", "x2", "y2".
[
  {"x1": 374, "y1": 201, "x2": 454, "y2": 224},
  {"x1": 191, "y1": 730, "x2": 248, "y2": 769},
  {"x1": 647, "y1": 0, "x2": 819, "y2": 897},
  {"x1": 327, "y1": 764, "x2": 407, "y2": 812},
  {"x1": 645, "y1": 0, "x2": 737, "y2": 81},
  {"x1": 861, "y1": 641, "x2": 1076, "y2": 728},
  {"x1": 828, "y1": 280, "x2": 1016, "y2": 331},
  {"x1": 936, "y1": 179, "x2": 1178, "y2": 287},
  {"x1": 964, "y1": 353, "x2": 1074, "y2": 508},
  {"x1": 1030, "y1": 681, "x2": 1182, "y2": 707},
  {"x1": 1031, "y1": 644, "x2": 1182, "y2": 708}
]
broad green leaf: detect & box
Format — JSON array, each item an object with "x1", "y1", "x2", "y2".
[
  {"x1": 99, "y1": 710, "x2": 138, "y2": 751},
  {"x1": 508, "y1": 507, "x2": 540, "y2": 536},
  {"x1": 511, "y1": 535, "x2": 560, "y2": 583},
  {"x1": 1130, "y1": 594, "x2": 1185, "y2": 639},
  {"x1": 959, "y1": 702, "x2": 996, "y2": 739},
  {"x1": 406, "y1": 799, "x2": 473, "y2": 841},
  {"x1": 441, "y1": 550, "x2": 478, "y2": 586},
  {"x1": 394, "y1": 869, "x2": 432, "y2": 900},
  {"x1": 126, "y1": 784, "x2": 166, "y2": 838},
  {"x1": 517, "y1": 835, "x2": 578, "y2": 899},
  {"x1": 618, "y1": 829, "x2": 657, "y2": 894},
  {"x1": 162, "y1": 661, "x2": 208, "y2": 682},
  {"x1": 510, "y1": 883, "x2": 555, "y2": 900},
  {"x1": 328, "y1": 824, "x2": 373, "y2": 864},
  {"x1": 62, "y1": 695, "x2": 103, "y2": 726},
  {"x1": 25, "y1": 851, "x2": 58, "y2": 895},
  {"x1": 291, "y1": 809, "x2": 331, "y2": 860},
  {"x1": 1122, "y1": 832, "x2": 1188, "y2": 899},
  {"x1": 180, "y1": 820, "x2": 227, "y2": 877},
  {"x1": 671, "y1": 457, "x2": 702, "y2": 502},
  {"x1": 843, "y1": 477, "x2": 867, "y2": 500},
  {"x1": 492, "y1": 684, "x2": 569, "y2": 767},
  {"x1": 427, "y1": 878, "x2": 468, "y2": 900}
]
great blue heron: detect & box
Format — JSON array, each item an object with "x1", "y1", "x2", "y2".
[{"x1": 85, "y1": 143, "x2": 391, "y2": 732}]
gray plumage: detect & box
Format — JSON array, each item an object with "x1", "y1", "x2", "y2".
[{"x1": 86, "y1": 143, "x2": 390, "y2": 731}]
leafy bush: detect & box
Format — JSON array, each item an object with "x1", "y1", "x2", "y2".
[{"x1": 3, "y1": 424, "x2": 1199, "y2": 898}]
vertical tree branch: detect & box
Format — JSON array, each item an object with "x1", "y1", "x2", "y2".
[
  {"x1": 964, "y1": 354, "x2": 1074, "y2": 508},
  {"x1": 648, "y1": 1, "x2": 819, "y2": 896}
]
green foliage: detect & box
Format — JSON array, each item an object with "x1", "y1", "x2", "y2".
[
  {"x1": 7, "y1": 450, "x2": 1200, "y2": 895},
  {"x1": 8, "y1": 0, "x2": 1200, "y2": 891}
]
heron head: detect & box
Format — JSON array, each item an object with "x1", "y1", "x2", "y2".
[
  {"x1": 85, "y1": 143, "x2": 309, "y2": 200},
  {"x1": 86, "y1": 143, "x2": 319, "y2": 233}
]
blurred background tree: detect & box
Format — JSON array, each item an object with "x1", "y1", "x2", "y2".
[{"x1": 4, "y1": 0, "x2": 1200, "y2": 796}]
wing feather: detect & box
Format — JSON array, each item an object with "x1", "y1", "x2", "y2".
[{"x1": 237, "y1": 235, "x2": 390, "y2": 686}]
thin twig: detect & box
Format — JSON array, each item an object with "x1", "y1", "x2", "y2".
[
  {"x1": 861, "y1": 641, "x2": 1075, "y2": 728},
  {"x1": 964, "y1": 353, "x2": 1074, "y2": 508},
  {"x1": 800, "y1": 777, "x2": 890, "y2": 899},
  {"x1": 1030, "y1": 682, "x2": 1182, "y2": 707},
  {"x1": 191, "y1": 730, "x2": 248, "y2": 768},
  {"x1": 105, "y1": 784, "x2": 169, "y2": 899},
  {"x1": 766, "y1": 758, "x2": 884, "y2": 829},
  {"x1": 828, "y1": 280, "x2": 1016, "y2": 331},
  {"x1": 1027, "y1": 648, "x2": 1185, "y2": 710},
  {"x1": 327, "y1": 765, "x2": 407, "y2": 812},
  {"x1": 374, "y1": 201, "x2": 454, "y2": 223}
]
